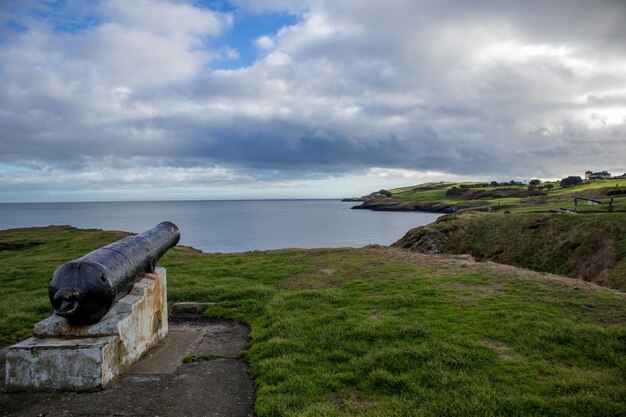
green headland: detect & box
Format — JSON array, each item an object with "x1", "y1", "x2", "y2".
[{"x1": 348, "y1": 177, "x2": 626, "y2": 213}]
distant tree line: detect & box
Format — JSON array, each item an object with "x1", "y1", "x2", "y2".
[
  {"x1": 457, "y1": 181, "x2": 526, "y2": 189},
  {"x1": 489, "y1": 180, "x2": 525, "y2": 187}
]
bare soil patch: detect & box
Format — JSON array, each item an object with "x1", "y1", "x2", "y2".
[{"x1": 479, "y1": 338, "x2": 522, "y2": 360}]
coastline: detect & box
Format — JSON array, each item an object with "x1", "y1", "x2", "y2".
[{"x1": 347, "y1": 198, "x2": 463, "y2": 213}]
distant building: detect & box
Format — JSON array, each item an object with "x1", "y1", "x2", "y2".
[
  {"x1": 586, "y1": 171, "x2": 611, "y2": 179},
  {"x1": 614, "y1": 172, "x2": 626, "y2": 179}
]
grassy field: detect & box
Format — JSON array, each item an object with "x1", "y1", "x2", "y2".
[
  {"x1": 1, "y1": 226, "x2": 625, "y2": 416},
  {"x1": 384, "y1": 178, "x2": 626, "y2": 213}
]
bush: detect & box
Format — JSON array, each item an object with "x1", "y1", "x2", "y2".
[
  {"x1": 607, "y1": 189, "x2": 626, "y2": 196},
  {"x1": 379, "y1": 189, "x2": 392, "y2": 197},
  {"x1": 560, "y1": 176, "x2": 583, "y2": 188}
]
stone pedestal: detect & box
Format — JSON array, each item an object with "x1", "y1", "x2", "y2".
[{"x1": 5, "y1": 267, "x2": 168, "y2": 391}]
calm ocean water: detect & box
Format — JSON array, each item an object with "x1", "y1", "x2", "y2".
[{"x1": 0, "y1": 200, "x2": 440, "y2": 253}]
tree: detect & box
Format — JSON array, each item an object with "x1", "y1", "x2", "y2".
[
  {"x1": 544, "y1": 184, "x2": 554, "y2": 191},
  {"x1": 529, "y1": 179, "x2": 541, "y2": 186},
  {"x1": 490, "y1": 181, "x2": 499, "y2": 187},
  {"x1": 560, "y1": 176, "x2": 583, "y2": 188}
]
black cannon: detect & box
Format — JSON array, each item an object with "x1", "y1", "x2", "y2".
[{"x1": 49, "y1": 221, "x2": 180, "y2": 325}]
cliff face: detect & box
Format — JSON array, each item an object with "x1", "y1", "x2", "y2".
[{"x1": 393, "y1": 212, "x2": 626, "y2": 290}]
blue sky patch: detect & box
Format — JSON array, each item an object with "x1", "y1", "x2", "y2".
[
  {"x1": 201, "y1": 1, "x2": 301, "y2": 69},
  {"x1": 5, "y1": 0, "x2": 102, "y2": 34}
]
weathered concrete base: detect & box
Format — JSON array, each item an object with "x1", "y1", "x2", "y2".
[
  {"x1": 5, "y1": 267, "x2": 168, "y2": 392},
  {"x1": 1, "y1": 317, "x2": 255, "y2": 417}
]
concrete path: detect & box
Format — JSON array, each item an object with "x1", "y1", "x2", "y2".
[{"x1": 0, "y1": 314, "x2": 255, "y2": 417}]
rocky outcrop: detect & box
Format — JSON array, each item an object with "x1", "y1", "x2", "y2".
[
  {"x1": 342, "y1": 191, "x2": 391, "y2": 203},
  {"x1": 392, "y1": 227, "x2": 448, "y2": 253},
  {"x1": 351, "y1": 198, "x2": 468, "y2": 213}
]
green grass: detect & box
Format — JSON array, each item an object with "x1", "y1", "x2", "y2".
[
  {"x1": 1, "y1": 227, "x2": 625, "y2": 416},
  {"x1": 383, "y1": 179, "x2": 626, "y2": 213}
]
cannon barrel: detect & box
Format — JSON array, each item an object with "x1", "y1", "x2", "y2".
[{"x1": 48, "y1": 221, "x2": 180, "y2": 325}]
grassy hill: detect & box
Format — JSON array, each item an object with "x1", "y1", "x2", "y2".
[{"x1": 1, "y1": 226, "x2": 625, "y2": 416}]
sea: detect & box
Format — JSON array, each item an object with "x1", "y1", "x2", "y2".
[{"x1": 0, "y1": 200, "x2": 440, "y2": 253}]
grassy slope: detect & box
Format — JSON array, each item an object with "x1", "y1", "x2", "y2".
[
  {"x1": 385, "y1": 179, "x2": 626, "y2": 213},
  {"x1": 2, "y1": 227, "x2": 626, "y2": 416},
  {"x1": 394, "y1": 212, "x2": 626, "y2": 290}
]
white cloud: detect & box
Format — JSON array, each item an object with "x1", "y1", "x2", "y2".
[
  {"x1": 1, "y1": 0, "x2": 626, "y2": 201},
  {"x1": 255, "y1": 35, "x2": 274, "y2": 50},
  {"x1": 101, "y1": 0, "x2": 230, "y2": 37}
]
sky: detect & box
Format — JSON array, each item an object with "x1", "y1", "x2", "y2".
[{"x1": 1, "y1": 0, "x2": 625, "y2": 202}]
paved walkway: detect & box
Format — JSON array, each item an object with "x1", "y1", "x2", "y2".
[{"x1": 0, "y1": 314, "x2": 255, "y2": 417}]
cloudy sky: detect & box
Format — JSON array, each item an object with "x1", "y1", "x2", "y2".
[{"x1": 1, "y1": 0, "x2": 625, "y2": 202}]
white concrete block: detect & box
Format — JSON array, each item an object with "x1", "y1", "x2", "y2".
[
  {"x1": 5, "y1": 336, "x2": 120, "y2": 391},
  {"x1": 5, "y1": 268, "x2": 168, "y2": 391}
]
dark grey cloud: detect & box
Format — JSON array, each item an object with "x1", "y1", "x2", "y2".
[{"x1": 1, "y1": 0, "x2": 625, "y2": 200}]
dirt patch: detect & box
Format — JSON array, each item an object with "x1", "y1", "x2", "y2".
[
  {"x1": 449, "y1": 281, "x2": 505, "y2": 301},
  {"x1": 331, "y1": 387, "x2": 377, "y2": 413},
  {"x1": 367, "y1": 311, "x2": 382, "y2": 321},
  {"x1": 281, "y1": 270, "x2": 346, "y2": 290},
  {"x1": 362, "y1": 292, "x2": 384, "y2": 299},
  {"x1": 280, "y1": 248, "x2": 390, "y2": 290},
  {"x1": 479, "y1": 338, "x2": 522, "y2": 360}
]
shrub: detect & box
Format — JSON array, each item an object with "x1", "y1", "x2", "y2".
[{"x1": 560, "y1": 176, "x2": 583, "y2": 188}]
